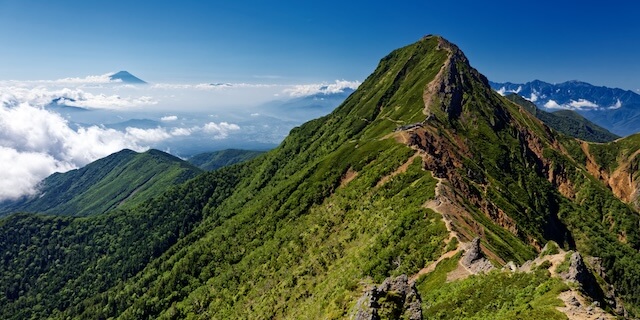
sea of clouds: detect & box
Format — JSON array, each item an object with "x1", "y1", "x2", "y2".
[{"x1": 0, "y1": 74, "x2": 359, "y2": 201}]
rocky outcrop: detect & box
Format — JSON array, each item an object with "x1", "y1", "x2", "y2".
[
  {"x1": 460, "y1": 237, "x2": 494, "y2": 273},
  {"x1": 426, "y1": 36, "x2": 491, "y2": 122},
  {"x1": 461, "y1": 237, "x2": 482, "y2": 265},
  {"x1": 560, "y1": 252, "x2": 627, "y2": 317},
  {"x1": 562, "y1": 252, "x2": 592, "y2": 285},
  {"x1": 354, "y1": 275, "x2": 422, "y2": 320},
  {"x1": 584, "y1": 256, "x2": 628, "y2": 317},
  {"x1": 354, "y1": 288, "x2": 377, "y2": 320},
  {"x1": 557, "y1": 291, "x2": 616, "y2": 320}
]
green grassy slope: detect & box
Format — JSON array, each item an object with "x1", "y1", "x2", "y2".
[
  {"x1": 1, "y1": 35, "x2": 639, "y2": 319},
  {"x1": 0, "y1": 149, "x2": 202, "y2": 216},
  {"x1": 188, "y1": 149, "x2": 265, "y2": 171}
]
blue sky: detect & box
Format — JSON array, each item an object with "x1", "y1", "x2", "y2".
[{"x1": 0, "y1": 0, "x2": 639, "y2": 90}]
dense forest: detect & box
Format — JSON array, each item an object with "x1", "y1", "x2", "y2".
[{"x1": 187, "y1": 149, "x2": 264, "y2": 171}]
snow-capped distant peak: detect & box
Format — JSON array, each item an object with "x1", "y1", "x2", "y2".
[{"x1": 109, "y1": 71, "x2": 147, "y2": 84}]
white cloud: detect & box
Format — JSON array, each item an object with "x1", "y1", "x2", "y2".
[
  {"x1": 494, "y1": 86, "x2": 523, "y2": 97},
  {"x1": 202, "y1": 121, "x2": 240, "y2": 139},
  {"x1": 568, "y1": 99, "x2": 599, "y2": 109},
  {"x1": 62, "y1": 92, "x2": 156, "y2": 109},
  {"x1": 527, "y1": 92, "x2": 538, "y2": 102},
  {"x1": 161, "y1": 115, "x2": 178, "y2": 121},
  {"x1": 542, "y1": 98, "x2": 603, "y2": 110},
  {"x1": 0, "y1": 101, "x2": 152, "y2": 201},
  {"x1": 0, "y1": 146, "x2": 73, "y2": 200},
  {"x1": 151, "y1": 82, "x2": 277, "y2": 90},
  {"x1": 53, "y1": 73, "x2": 119, "y2": 84},
  {"x1": 284, "y1": 80, "x2": 361, "y2": 97},
  {"x1": 0, "y1": 104, "x2": 244, "y2": 201},
  {"x1": 0, "y1": 92, "x2": 234, "y2": 201},
  {"x1": 3, "y1": 77, "x2": 361, "y2": 112},
  {"x1": 125, "y1": 127, "x2": 172, "y2": 143},
  {"x1": 195, "y1": 83, "x2": 233, "y2": 89},
  {"x1": 609, "y1": 99, "x2": 622, "y2": 109},
  {"x1": 170, "y1": 127, "x2": 192, "y2": 136},
  {"x1": 151, "y1": 83, "x2": 194, "y2": 90},
  {"x1": 0, "y1": 85, "x2": 156, "y2": 110},
  {"x1": 544, "y1": 100, "x2": 565, "y2": 109}
]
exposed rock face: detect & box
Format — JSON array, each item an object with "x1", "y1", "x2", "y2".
[
  {"x1": 560, "y1": 252, "x2": 627, "y2": 317},
  {"x1": 461, "y1": 237, "x2": 482, "y2": 265},
  {"x1": 585, "y1": 256, "x2": 606, "y2": 280},
  {"x1": 354, "y1": 288, "x2": 377, "y2": 320},
  {"x1": 563, "y1": 252, "x2": 591, "y2": 285},
  {"x1": 584, "y1": 256, "x2": 628, "y2": 317},
  {"x1": 354, "y1": 274, "x2": 422, "y2": 320},
  {"x1": 582, "y1": 143, "x2": 640, "y2": 210},
  {"x1": 428, "y1": 37, "x2": 489, "y2": 122},
  {"x1": 460, "y1": 237, "x2": 494, "y2": 273}
]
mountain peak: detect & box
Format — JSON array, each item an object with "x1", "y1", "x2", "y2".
[
  {"x1": 109, "y1": 71, "x2": 147, "y2": 84},
  {"x1": 420, "y1": 36, "x2": 490, "y2": 123}
]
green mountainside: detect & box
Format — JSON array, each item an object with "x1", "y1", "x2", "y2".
[
  {"x1": 504, "y1": 93, "x2": 619, "y2": 143},
  {"x1": 1, "y1": 36, "x2": 639, "y2": 319},
  {"x1": 0, "y1": 149, "x2": 202, "y2": 216},
  {"x1": 0, "y1": 168, "x2": 243, "y2": 318},
  {"x1": 188, "y1": 149, "x2": 265, "y2": 171}
]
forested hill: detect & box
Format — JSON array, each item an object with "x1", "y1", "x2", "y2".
[
  {"x1": 1, "y1": 35, "x2": 640, "y2": 319},
  {"x1": 0, "y1": 149, "x2": 202, "y2": 216}
]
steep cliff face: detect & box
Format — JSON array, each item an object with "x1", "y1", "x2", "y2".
[{"x1": 581, "y1": 140, "x2": 640, "y2": 210}]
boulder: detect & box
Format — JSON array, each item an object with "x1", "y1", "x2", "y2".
[
  {"x1": 354, "y1": 274, "x2": 422, "y2": 320},
  {"x1": 461, "y1": 237, "x2": 494, "y2": 273}
]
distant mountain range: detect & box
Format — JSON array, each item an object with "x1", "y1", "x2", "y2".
[
  {"x1": 109, "y1": 70, "x2": 147, "y2": 84},
  {"x1": 259, "y1": 89, "x2": 355, "y2": 121},
  {"x1": 490, "y1": 80, "x2": 640, "y2": 136}
]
